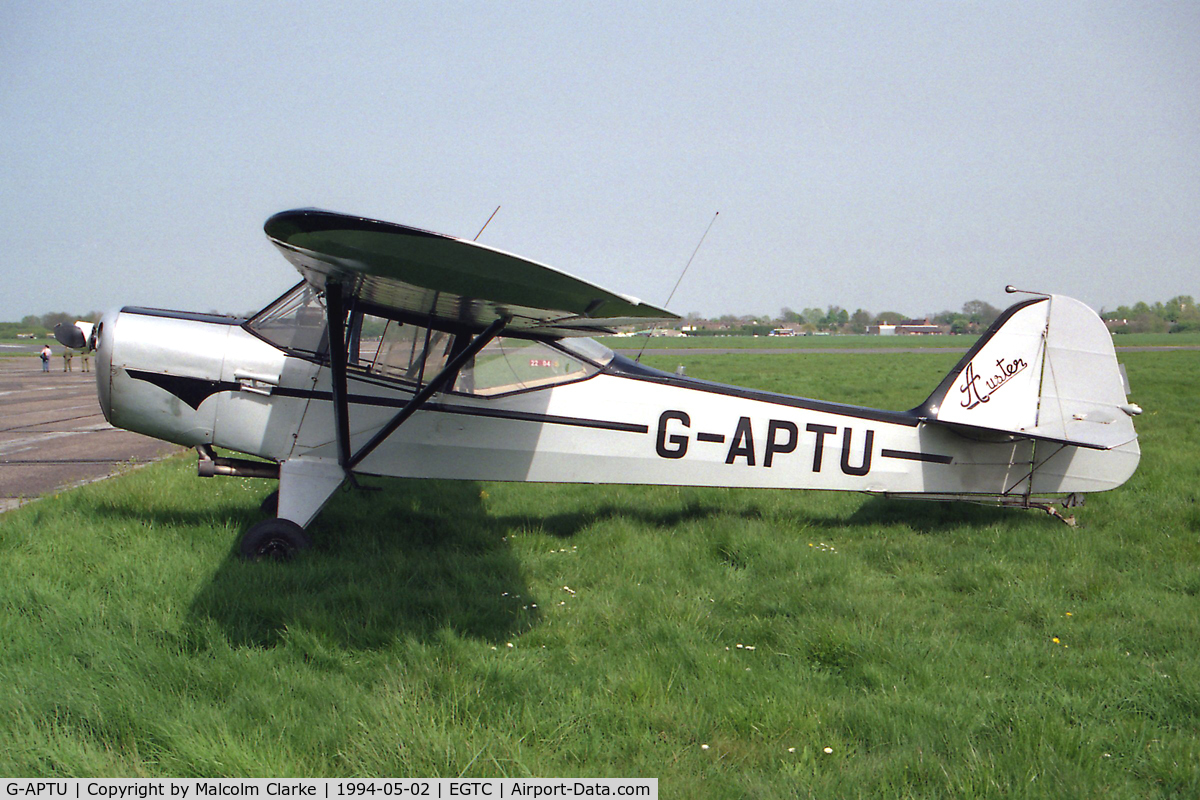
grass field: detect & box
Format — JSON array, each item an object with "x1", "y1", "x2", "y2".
[{"x1": 1, "y1": 345, "x2": 1197, "y2": 796}]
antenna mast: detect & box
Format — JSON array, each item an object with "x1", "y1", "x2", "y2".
[
  {"x1": 474, "y1": 206, "x2": 501, "y2": 241},
  {"x1": 636, "y1": 211, "x2": 719, "y2": 363}
]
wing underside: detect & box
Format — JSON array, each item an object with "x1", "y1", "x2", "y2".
[{"x1": 265, "y1": 209, "x2": 679, "y2": 336}]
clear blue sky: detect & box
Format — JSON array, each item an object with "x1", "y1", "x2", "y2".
[{"x1": 2, "y1": 2, "x2": 1196, "y2": 321}]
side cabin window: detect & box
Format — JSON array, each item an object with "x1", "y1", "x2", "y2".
[
  {"x1": 352, "y1": 313, "x2": 456, "y2": 385},
  {"x1": 352, "y1": 312, "x2": 607, "y2": 397},
  {"x1": 247, "y1": 284, "x2": 613, "y2": 398}
]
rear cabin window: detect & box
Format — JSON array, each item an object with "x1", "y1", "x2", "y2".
[{"x1": 456, "y1": 337, "x2": 597, "y2": 396}]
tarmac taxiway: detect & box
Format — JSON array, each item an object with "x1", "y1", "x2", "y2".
[{"x1": 0, "y1": 354, "x2": 182, "y2": 512}]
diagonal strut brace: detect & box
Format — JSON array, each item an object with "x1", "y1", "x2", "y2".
[{"x1": 346, "y1": 315, "x2": 509, "y2": 472}]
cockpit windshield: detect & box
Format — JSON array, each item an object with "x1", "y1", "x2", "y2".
[{"x1": 246, "y1": 282, "x2": 328, "y2": 357}]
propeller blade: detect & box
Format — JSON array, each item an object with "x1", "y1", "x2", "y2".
[{"x1": 53, "y1": 322, "x2": 87, "y2": 350}]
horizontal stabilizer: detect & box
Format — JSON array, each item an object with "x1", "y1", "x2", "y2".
[
  {"x1": 919, "y1": 295, "x2": 1137, "y2": 450},
  {"x1": 264, "y1": 209, "x2": 679, "y2": 336}
]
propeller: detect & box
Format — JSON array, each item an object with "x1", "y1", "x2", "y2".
[{"x1": 53, "y1": 321, "x2": 94, "y2": 350}]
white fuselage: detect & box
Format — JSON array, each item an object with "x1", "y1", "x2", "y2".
[{"x1": 94, "y1": 309, "x2": 1140, "y2": 504}]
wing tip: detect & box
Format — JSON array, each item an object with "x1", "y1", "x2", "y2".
[{"x1": 265, "y1": 208, "x2": 448, "y2": 244}]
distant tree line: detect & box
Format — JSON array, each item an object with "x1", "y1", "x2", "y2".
[
  {"x1": 1100, "y1": 296, "x2": 1198, "y2": 334},
  {"x1": 684, "y1": 295, "x2": 1196, "y2": 336},
  {"x1": 0, "y1": 312, "x2": 102, "y2": 340},
  {"x1": 692, "y1": 299, "x2": 1005, "y2": 335},
  {"x1": 19, "y1": 312, "x2": 102, "y2": 331}
]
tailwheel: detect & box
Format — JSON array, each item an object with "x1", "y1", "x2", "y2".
[{"x1": 240, "y1": 518, "x2": 311, "y2": 561}]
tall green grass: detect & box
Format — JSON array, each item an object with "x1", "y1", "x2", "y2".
[{"x1": 0, "y1": 350, "x2": 1197, "y2": 797}]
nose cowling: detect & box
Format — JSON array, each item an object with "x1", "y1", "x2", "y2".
[{"x1": 99, "y1": 309, "x2": 229, "y2": 447}]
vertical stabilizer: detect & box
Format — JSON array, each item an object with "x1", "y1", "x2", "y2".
[
  {"x1": 921, "y1": 298, "x2": 1050, "y2": 433},
  {"x1": 920, "y1": 295, "x2": 1138, "y2": 450}
]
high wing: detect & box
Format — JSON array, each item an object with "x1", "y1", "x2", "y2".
[{"x1": 264, "y1": 208, "x2": 679, "y2": 336}]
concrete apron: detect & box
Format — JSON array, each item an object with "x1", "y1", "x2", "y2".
[{"x1": 0, "y1": 355, "x2": 183, "y2": 512}]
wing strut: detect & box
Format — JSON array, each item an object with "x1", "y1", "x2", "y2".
[
  {"x1": 346, "y1": 315, "x2": 509, "y2": 471},
  {"x1": 324, "y1": 281, "x2": 353, "y2": 470}
]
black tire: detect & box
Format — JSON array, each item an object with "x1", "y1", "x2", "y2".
[
  {"x1": 260, "y1": 489, "x2": 279, "y2": 516},
  {"x1": 240, "y1": 518, "x2": 311, "y2": 562}
]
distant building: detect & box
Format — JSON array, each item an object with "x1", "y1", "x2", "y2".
[
  {"x1": 869, "y1": 320, "x2": 948, "y2": 335},
  {"x1": 682, "y1": 321, "x2": 729, "y2": 332}
]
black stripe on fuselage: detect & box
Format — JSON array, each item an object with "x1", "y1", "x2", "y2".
[
  {"x1": 880, "y1": 449, "x2": 953, "y2": 464},
  {"x1": 426, "y1": 402, "x2": 648, "y2": 433},
  {"x1": 127, "y1": 360, "x2": 937, "y2": 443},
  {"x1": 125, "y1": 369, "x2": 239, "y2": 410},
  {"x1": 271, "y1": 386, "x2": 649, "y2": 434}
]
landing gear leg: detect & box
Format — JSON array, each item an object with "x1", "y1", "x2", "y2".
[{"x1": 239, "y1": 458, "x2": 345, "y2": 561}]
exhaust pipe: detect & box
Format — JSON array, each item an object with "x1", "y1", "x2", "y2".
[{"x1": 196, "y1": 445, "x2": 280, "y2": 480}]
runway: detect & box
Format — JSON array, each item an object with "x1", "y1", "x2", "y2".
[{"x1": 0, "y1": 355, "x2": 183, "y2": 512}]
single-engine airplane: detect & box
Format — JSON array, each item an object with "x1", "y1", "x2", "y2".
[{"x1": 59, "y1": 209, "x2": 1142, "y2": 559}]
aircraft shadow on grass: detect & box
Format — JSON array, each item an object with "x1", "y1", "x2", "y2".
[
  {"x1": 183, "y1": 478, "x2": 537, "y2": 651},
  {"x1": 498, "y1": 494, "x2": 1040, "y2": 539},
  {"x1": 845, "y1": 496, "x2": 1043, "y2": 533},
  {"x1": 93, "y1": 477, "x2": 1048, "y2": 652},
  {"x1": 175, "y1": 479, "x2": 774, "y2": 652}
]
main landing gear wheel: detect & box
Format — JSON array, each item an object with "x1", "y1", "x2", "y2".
[{"x1": 240, "y1": 518, "x2": 311, "y2": 561}]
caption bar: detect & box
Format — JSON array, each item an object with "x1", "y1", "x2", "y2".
[{"x1": 2, "y1": 780, "x2": 656, "y2": 800}]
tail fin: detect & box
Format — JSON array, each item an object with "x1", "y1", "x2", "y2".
[{"x1": 918, "y1": 294, "x2": 1139, "y2": 450}]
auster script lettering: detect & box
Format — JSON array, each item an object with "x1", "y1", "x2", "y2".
[{"x1": 958, "y1": 356, "x2": 1028, "y2": 409}]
